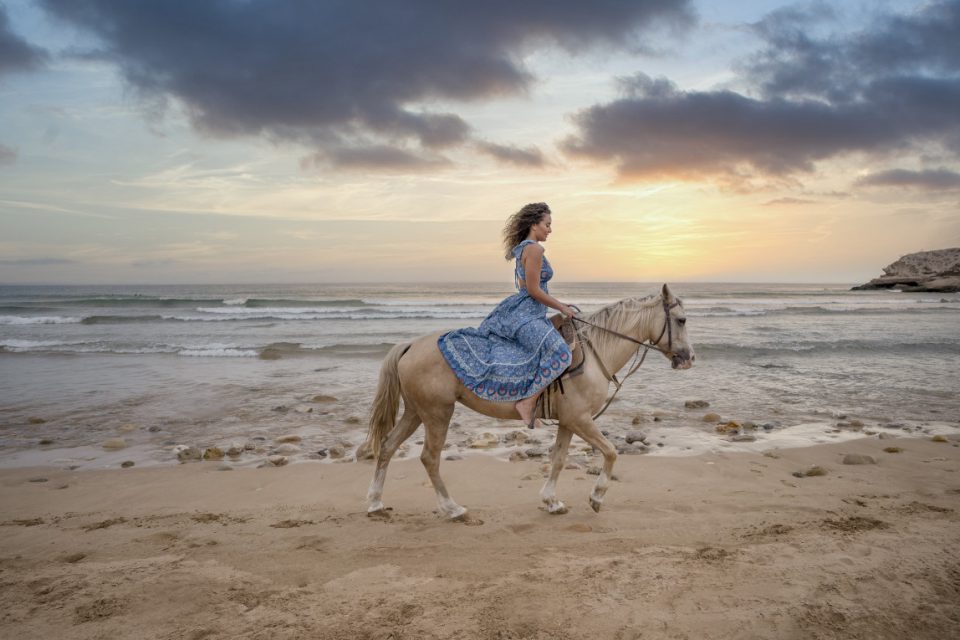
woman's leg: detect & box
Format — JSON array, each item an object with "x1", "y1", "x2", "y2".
[{"x1": 515, "y1": 392, "x2": 542, "y2": 428}]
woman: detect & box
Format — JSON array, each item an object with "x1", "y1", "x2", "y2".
[{"x1": 438, "y1": 202, "x2": 577, "y2": 428}]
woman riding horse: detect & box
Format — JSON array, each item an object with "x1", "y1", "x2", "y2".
[{"x1": 437, "y1": 202, "x2": 577, "y2": 429}]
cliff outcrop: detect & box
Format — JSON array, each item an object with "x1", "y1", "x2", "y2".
[{"x1": 852, "y1": 248, "x2": 960, "y2": 292}]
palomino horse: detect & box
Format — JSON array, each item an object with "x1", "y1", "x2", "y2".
[{"x1": 359, "y1": 284, "x2": 695, "y2": 519}]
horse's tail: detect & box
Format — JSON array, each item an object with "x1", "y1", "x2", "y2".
[{"x1": 357, "y1": 342, "x2": 410, "y2": 460}]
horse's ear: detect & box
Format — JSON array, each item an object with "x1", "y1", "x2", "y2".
[{"x1": 662, "y1": 283, "x2": 674, "y2": 302}]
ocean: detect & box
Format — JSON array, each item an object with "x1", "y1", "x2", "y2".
[{"x1": 1, "y1": 282, "x2": 958, "y2": 469}]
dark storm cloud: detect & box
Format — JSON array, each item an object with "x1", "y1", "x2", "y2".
[
  {"x1": 856, "y1": 168, "x2": 960, "y2": 190},
  {"x1": 39, "y1": 0, "x2": 694, "y2": 167},
  {"x1": 476, "y1": 141, "x2": 546, "y2": 167},
  {"x1": 563, "y1": 1, "x2": 960, "y2": 186},
  {"x1": 0, "y1": 4, "x2": 46, "y2": 75},
  {"x1": 302, "y1": 145, "x2": 451, "y2": 172}
]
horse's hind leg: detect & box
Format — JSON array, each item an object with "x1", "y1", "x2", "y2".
[
  {"x1": 540, "y1": 425, "x2": 573, "y2": 514},
  {"x1": 419, "y1": 404, "x2": 465, "y2": 519},
  {"x1": 367, "y1": 409, "x2": 422, "y2": 515}
]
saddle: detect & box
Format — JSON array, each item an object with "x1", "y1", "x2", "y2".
[{"x1": 533, "y1": 314, "x2": 586, "y2": 422}]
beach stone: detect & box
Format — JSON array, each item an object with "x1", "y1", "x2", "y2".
[
  {"x1": 328, "y1": 445, "x2": 346, "y2": 459},
  {"x1": 203, "y1": 447, "x2": 225, "y2": 461},
  {"x1": 28, "y1": 477, "x2": 48, "y2": 483},
  {"x1": 587, "y1": 465, "x2": 601, "y2": 475},
  {"x1": 731, "y1": 434, "x2": 757, "y2": 442},
  {"x1": 226, "y1": 445, "x2": 244, "y2": 458},
  {"x1": 272, "y1": 405, "x2": 289, "y2": 413},
  {"x1": 804, "y1": 466, "x2": 828, "y2": 477},
  {"x1": 312, "y1": 394, "x2": 338, "y2": 403},
  {"x1": 38, "y1": 438, "x2": 54, "y2": 445},
  {"x1": 565, "y1": 462, "x2": 582, "y2": 470},
  {"x1": 625, "y1": 430, "x2": 647, "y2": 444},
  {"x1": 147, "y1": 425, "x2": 162, "y2": 433},
  {"x1": 520, "y1": 473, "x2": 540, "y2": 481},
  {"x1": 244, "y1": 442, "x2": 257, "y2": 450},
  {"x1": 685, "y1": 400, "x2": 710, "y2": 409},
  {"x1": 177, "y1": 446, "x2": 203, "y2": 462},
  {"x1": 102, "y1": 438, "x2": 127, "y2": 450},
  {"x1": 445, "y1": 454, "x2": 464, "y2": 461},
  {"x1": 120, "y1": 461, "x2": 135, "y2": 468},
  {"x1": 63, "y1": 553, "x2": 86, "y2": 563},
  {"x1": 275, "y1": 435, "x2": 302, "y2": 444},
  {"x1": 524, "y1": 447, "x2": 548, "y2": 458},
  {"x1": 469, "y1": 432, "x2": 499, "y2": 449},
  {"x1": 931, "y1": 435, "x2": 949, "y2": 443},
  {"x1": 883, "y1": 446, "x2": 903, "y2": 453},
  {"x1": 762, "y1": 423, "x2": 776, "y2": 431},
  {"x1": 715, "y1": 421, "x2": 740, "y2": 434},
  {"x1": 28, "y1": 417, "x2": 47, "y2": 424},
  {"x1": 119, "y1": 424, "x2": 138, "y2": 433},
  {"x1": 741, "y1": 421, "x2": 757, "y2": 430},
  {"x1": 345, "y1": 416, "x2": 362, "y2": 425},
  {"x1": 702, "y1": 413, "x2": 722, "y2": 423},
  {"x1": 842, "y1": 454, "x2": 877, "y2": 465},
  {"x1": 878, "y1": 433, "x2": 896, "y2": 440},
  {"x1": 631, "y1": 415, "x2": 644, "y2": 425},
  {"x1": 509, "y1": 450, "x2": 528, "y2": 462},
  {"x1": 503, "y1": 430, "x2": 529, "y2": 445},
  {"x1": 791, "y1": 471, "x2": 805, "y2": 478},
  {"x1": 272, "y1": 443, "x2": 300, "y2": 455},
  {"x1": 267, "y1": 455, "x2": 288, "y2": 466}
]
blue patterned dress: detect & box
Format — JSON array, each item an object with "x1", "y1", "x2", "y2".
[{"x1": 438, "y1": 240, "x2": 573, "y2": 401}]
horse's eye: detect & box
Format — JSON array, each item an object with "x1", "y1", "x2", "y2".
[{"x1": 677, "y1": 317, "x2": 686, "y2": 325}]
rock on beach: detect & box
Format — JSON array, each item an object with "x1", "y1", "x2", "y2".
[{"x1": 852, "y1": 247, "x2": 960, "y2": 292}]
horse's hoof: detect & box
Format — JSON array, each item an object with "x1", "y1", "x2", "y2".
[
  {"x1": 548, "y1": 502, "x2": 568, "y2": 515},
  {"x1": 447, "y1": 506, "x2": 469, "y2": 521},
  {"x1": 367, "y1": 507, "x2": 392, "y2": 520},
  {"x1": 589, "y1": 497, "x2": 602, "y2": 513}
]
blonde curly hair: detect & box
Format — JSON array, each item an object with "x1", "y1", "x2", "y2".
[{"x1": 501, "y1": 202, "x2": 550, "y2": 260}]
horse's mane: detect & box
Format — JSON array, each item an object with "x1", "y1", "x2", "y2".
[{"x1": 578, "y1": 294, "x2": 660, "y2": 357}]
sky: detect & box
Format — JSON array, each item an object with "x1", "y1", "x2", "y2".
[{"x1": 0, "y1": 0, "x2": 958, "y2": 285}]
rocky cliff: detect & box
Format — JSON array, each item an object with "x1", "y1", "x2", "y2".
[{"x1": 852, "y1": 248, "x2": 960, "y2": 292}]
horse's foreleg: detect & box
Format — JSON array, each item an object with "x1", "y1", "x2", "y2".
[
  {"x1": 367, "y1": 409, "x2": 421, "y2": 515},
  {"x1": 566, "y1": 417, "x2": 618, "y2": 513},
  {"x1": 420, "y1": 405, "x2": 465, "y2": 520},
  {"x1": 540, "y1": 426, "x2": 573, "y2": 514}
]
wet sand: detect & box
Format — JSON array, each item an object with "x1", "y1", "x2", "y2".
[{"x1": 1, "y1": 436, "x2": 958, "y2": 639}]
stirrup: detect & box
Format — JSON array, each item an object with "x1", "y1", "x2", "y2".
[{"x1": 528, "y1": 395, "x2": 544, "y2": 429}]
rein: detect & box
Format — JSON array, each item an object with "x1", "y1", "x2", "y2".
[{"x1": 565, "y1": 297, "x2": 680, "y2": 421}]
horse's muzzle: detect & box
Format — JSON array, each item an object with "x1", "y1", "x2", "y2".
[{"x1": 670, "y1": 351, "x2": 695, "y2": 370}]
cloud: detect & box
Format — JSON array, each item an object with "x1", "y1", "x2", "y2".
[
  {"x1": 856, "y1": 168, "x2": 960, "y2": 190},
  {"x1": 0, "y1": 143, "x2": 16, "y2": 165},
  {"x1": 300, "y1": 145, "x2": 451, "y2": 172},
  {"x1": 40, "y1": 0, "x2": 694, "y2": 165},
  {"x1": 0, "y1": 257, "x2": 75, "y2": 266},
  {"x1": 563, "y1": 1, "x2": 960, "y2": 187},
  {"x1": 0, "y1": 5, "x2": 47, "y2": 76},
  {"x1": 475, "y1": 141, "x2": 546, "y2": 167},
  {"x1": 763, "y1": 197, "x2": 815, "y2": 206}
]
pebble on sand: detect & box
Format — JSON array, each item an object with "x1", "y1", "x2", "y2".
[
  {"x1": 731, "y1": 434, "x2": 757, "y2": 442},
  {"x1": 267, "y1": 455, "x2": 288, "y2": 466},
  {"x1": 702, "y1": 413, "x2": 722, "y2": 423},
  {"x1": 685, "y1": 400, "x2": 710, "y2": 409},
  {"x1": 469, "y1": 433, "x2": 499, "y2": 449},
  {"x1": 28, "y1": 417, "x2": 47, "y2": 424},
  {"x1": 842, "y1": 453, "x2": 877, "y2": 465},
  {"x1": 102, "y1": 439, "x2": 127, "y2": 450},
  {"x1": 715, "y1": 421, "x2": 740, "y2": 433},
  {"x1": 311, "y1": 394, "x2": 338, "y2": 402},
  {"x1": 804, "y1": 466, "x2": 828, "y2": 477},
  {"x1": 272, "y1": 443, "x2": 300, "y2": 455},
  {"x1": 883, "y1": 446, "x2": 904, "y2": 453},
  {"x1": 120, "y1": 461, "x2": 135, "y2": 468},
  {"x1": 203, "y1": 447, "x2": 225, "y2": 461},
  {"x1": 625, "y1": 430, "x2": 647, "y2": 444},
  {"x1": 176, "y1": 446, "x2": 203, "y2": 462},
  {"x1": 275, "y1": 435, "x2": 302, "y2": 444},
  {"x1": 327, "y1": 445, "x2": 346, "y2": 459},
  {"x1": 931, "y1": 435, "x2": 949, "y2": 443}
]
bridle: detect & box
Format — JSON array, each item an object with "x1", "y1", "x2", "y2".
[
  {"x1": 571, "y1": 296, "x2": 681, "y2": 357},
  {"x1": 561, "y1": 296, "x2": 683, "y2": 421}
]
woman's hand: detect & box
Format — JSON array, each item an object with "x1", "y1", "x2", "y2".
[{"x1": 559, "y1": 304, "x2": 577, "y2": 318}]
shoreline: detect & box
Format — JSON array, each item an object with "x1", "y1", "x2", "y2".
[{"x1": 2, "y1": 437, "x2": 958, "y2": 638}]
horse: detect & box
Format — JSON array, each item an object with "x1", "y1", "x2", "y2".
[{"x1": 358, "y1": 284, "x2": 695, "y2": 520}]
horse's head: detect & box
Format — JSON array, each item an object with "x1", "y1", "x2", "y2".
[{"x1": 656, "y1": 284, "x2": 695, "y2": 370}]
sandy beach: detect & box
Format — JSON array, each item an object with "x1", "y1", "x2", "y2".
[{"x1": 1, "y1": 435, "x2": 958, "y2": 639}]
